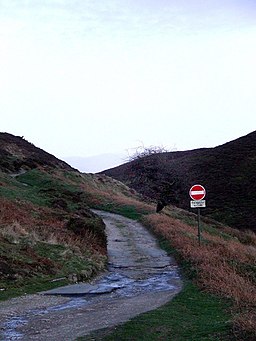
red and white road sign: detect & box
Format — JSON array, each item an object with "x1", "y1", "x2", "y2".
[{"x1": 189, "y1": 184, "x2": 206, "y2": 201}]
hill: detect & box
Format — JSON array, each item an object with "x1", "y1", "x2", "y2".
[
  {"x1": 102, "y1": 131, "x2": 256, "y2": 232},
  {"x1": 0, "y1": 133, "x2": 151, "y2": 298},
  {"x1": 0, "y1": 133, "x2": 73, "y2": 173},
  {"x1": 0, "y1": 133, "x2": 256, "y2": 338},
  {"x1": 0, "y1": 133, "x2": 107, "y2": 297}
]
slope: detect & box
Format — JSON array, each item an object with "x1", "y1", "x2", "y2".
[
  {"x1": 102, "y1": 131, "x2": 256, "y2": 231},
  {"x1": 0, "y1": 133, "x2": 153, "y2": 299},
  {"x1": 0, "y1": 133, "x2": 73, "y2": 173},
  {"x1": 0, "y1": 133, "x2": 107, "y2": 298},
  {"x1": 0, "y1": 133, "x2": 256, "y2": 338}
]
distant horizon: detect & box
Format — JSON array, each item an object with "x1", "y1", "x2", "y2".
[
  {"x1": 1, "y1": 1, "x2": 255, "y2": 162},
  {"x1": 63, "y1": 152, "x2": 127, "y2": 173},
  {"x1": 2, "y1": 129, "x2": 254, "y2": 173},
  {"x1": 61, "y1": 129, "x2": 255, "y2": 173}
]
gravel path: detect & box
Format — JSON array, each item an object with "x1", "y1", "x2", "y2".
[{"x1": 0, "y1": 211, "x2": 182, "y2": 341}]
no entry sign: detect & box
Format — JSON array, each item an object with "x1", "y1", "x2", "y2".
[
  {"x1": 189, "y1": 184, "x2": 206, "y2": 246},
  {"x1": 189, "y1": 184, "x2": 206, "y2": 201}
]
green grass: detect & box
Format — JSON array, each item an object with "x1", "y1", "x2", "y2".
[
  {"x1": 79, "y1": 282, "x2": 232, "y2": 341},
  {"x1": 77, "y1": 229, "x2": 233, "y2": 341},
  {"x1": 0, "y1": 167, "x2": 244, "y2": 339},
  {"x1": 16, "y1": 169, "x2": 80, "y2": 207},
  {"x1": 0, "y1": 169, "x2": 91, "y2": 211},
  {"x1": 94, "y1": 203, "x2": 149, "y2": 220},
  {"x1": 0, "y1": 239, "x2": 105, "y2": 302},
  {"x1": 0, "y1": 172, "x2": 45, "y2": 205},
  {"x1": 0, "y1": 168, "x2": 109, "y2": 302},
  {"x1": 0, "y1": 276, "x2": 69, "y2": 301},
  {"x1": 111, "y1": 205, "x2": 143, "y2": 220},
  {"x1": 34, "y1": 242, "x2": 99, "y2": 275},
  {"x1": 0, "y1": 170, "x2": 48, "y2": 206}
]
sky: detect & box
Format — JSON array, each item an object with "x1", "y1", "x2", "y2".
[{"x1": 1, "y1": 1, "x2": 256, "y2": 171}]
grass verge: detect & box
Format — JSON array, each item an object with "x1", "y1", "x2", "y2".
[
  {"x1": 1, "y1": 168, "x2": 255, "y2": 338},
  {"x1": 78, "y1": 229, "x2": 234, "y2": 341},
  {"x1": 78, "y1": 201, "x2": 255, "y2": 340},
  {"x1": 80, "y1": 281, "x2": 232, "y2": 341}
]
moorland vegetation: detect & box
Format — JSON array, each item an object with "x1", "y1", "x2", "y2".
[
  {"x1": 0, "y1": 133, "x2": 255, "y2": 339},
  {"x1": 103, "y1": 131, "x2": 256, "y2": 232}
]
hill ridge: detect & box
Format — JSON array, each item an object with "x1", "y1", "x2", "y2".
[
  {"x1": 0, "y1": 132, "x2": 73, "y2": 173},
  {"x1": 102, "y1": 131, "x2": 256, "y2": 231}
]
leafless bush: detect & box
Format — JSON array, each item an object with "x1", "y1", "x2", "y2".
[{"x1": 127, "y1": 144, "x2": 170, "y2": 162}]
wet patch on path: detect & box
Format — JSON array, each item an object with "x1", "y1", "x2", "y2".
[{"x1": 0, "y1": 211, "x2": 182, "y2": 341}]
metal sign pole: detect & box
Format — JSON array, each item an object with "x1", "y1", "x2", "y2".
[
  {"x1": 189, "y1": 184, "x2": 206, "y2": 246},
  {"x1": 197, "y1": 208, "x2": 201, "y2": 246}
]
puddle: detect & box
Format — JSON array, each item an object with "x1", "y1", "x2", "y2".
[
  {"x1": 2, "y1": 316, "x2": 27, "y2": 340},
  {"x1": 1, "y1": 299, "x2": 87, "y2": 341},
  {"x1": 97, "y1": 268, "x2": 180, "y2": 298},
  {"x1": 1, "y1": 211, "x2": 182, "y2": 340},
  {"x1": 2, "y1": 267, "x2": 180, "y2": 340}
]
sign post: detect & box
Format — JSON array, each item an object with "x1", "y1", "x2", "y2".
[{"x1": 189, "y1": 185, "x2": 206, "y2": 246}]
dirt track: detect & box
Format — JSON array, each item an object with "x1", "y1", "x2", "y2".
[{"x1": 0, "y1": 211, "x2": 182, "y2": 341}]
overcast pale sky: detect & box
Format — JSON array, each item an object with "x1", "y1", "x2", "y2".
[{"x1": 1, "y1": 1, "x2": 255, "y2": 167}]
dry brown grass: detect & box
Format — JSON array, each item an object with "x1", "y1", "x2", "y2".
[
  {"x1": 0, "y1": 198, "x2": 37, "y2": 225},
  {"x1": 2, "y1": 167, "x2": 255, "y2": 335},
  {"x1": 143, "y1": 212, "x2": 256, "y2": 337},
  {"x1": 0, "y1": 197, "x2": 104, "y2": 255},
  {"x1": 80, "y1": 175, "x2": 154, "y2": 215},
  {"x1": 233, "y1": 310, "x2": 256, "y2": 338}
]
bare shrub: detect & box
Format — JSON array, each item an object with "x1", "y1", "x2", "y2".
[{"x1": 127, "y1": 144, "x2": 169, "y2": 162}]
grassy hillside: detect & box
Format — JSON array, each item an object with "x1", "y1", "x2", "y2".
[
  {"x1": 79, "y1": 184, "x2": 255, "y2": 339},
  {"x1": 0, "y1": 133, "x2": 73, "y2": 173},
  {"x1": 102, "y1": 131, "x2": 256, "y2": 232},
  {"x1": 1, "y1": 133, "x2": 255, "y2": 339},
  {"x1": 0, "y1": 133, "x2": 154, "y2": 299},
  {"x1": 0, "y1": 134, "x2": 108, "y2": 298}
]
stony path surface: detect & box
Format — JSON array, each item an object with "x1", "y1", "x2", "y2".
[{"x1": 0, "y1": 211, "x2": 182, "y2": 341}]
